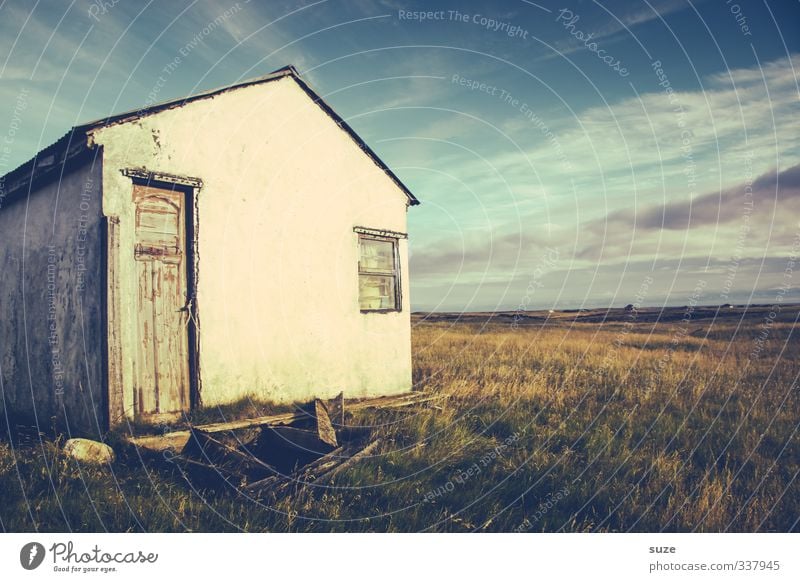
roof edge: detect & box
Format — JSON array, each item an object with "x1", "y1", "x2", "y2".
[
  {"x1": 287, "y1": 73, "x2": 420, "y2": 206},
  {"x1": 0, "y1": 65, "x2": 419, "y2": 208},
  {"x1": 77, "y1": 66, "x2": 298, "y2": 133},
  {"x1": 0, "y1": 130, "x2": 92, "y2": 205}
]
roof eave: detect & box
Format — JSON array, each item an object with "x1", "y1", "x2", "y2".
[
  {"x1": 0, "y1": 64, "x2": 420, "y2": 208},
  {"x1": 288, "y1": 74, "x2": 419, "y2": 207},
  {"x1": 0, "y1": 130, "x2": 91, "y2": 204},
  {"x1": 76, "y1": 66, "x2": 298, "y2": 134}
]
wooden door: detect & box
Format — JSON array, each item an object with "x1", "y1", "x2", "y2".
[{"x1": 133, "y1": 185, "x2": 190, "y2": 419}]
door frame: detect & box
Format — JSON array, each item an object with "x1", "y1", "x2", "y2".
[{"x1": 105, "y1": 168, "x2": 203, "y2": 429}]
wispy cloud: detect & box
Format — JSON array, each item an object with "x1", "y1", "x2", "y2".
[
  {"x1": 409, "y1": 54, "x2": 800, "y2": 308},
  {"x1": 601, "y1": 163, "x2": 800, "y2": 232},
  {"x1": 536, "y1": 0, "x2": 690, "y2": 60}
]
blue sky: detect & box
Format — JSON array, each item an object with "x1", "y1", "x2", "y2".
[{"x1": 1, "y1": 0, "x2": 798, "y2": 311}]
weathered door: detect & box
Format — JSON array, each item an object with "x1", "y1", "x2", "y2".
[{"x1": 133, "y1": 185, "x2": 190, "y2": 419}]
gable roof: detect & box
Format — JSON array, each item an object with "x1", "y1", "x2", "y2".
[{"x1": 0, "y1": 65, "x2": 419, "y2": 207}]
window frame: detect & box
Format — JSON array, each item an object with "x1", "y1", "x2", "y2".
[{"x1": 357, "y1": 232, "x2": 402, "y2": 313}]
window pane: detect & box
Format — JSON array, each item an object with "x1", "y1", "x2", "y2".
[
  {"x1": 359, "y1": 274, "x2": 396, "y2": 310},
  {"x1": 360, "y1": 238, "x2": 395, "y2": 272}
]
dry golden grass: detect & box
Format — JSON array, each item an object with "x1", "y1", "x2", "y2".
[
  {"x1": 1, "y1": 307, "x2": 798, "y2": 532},
  {"x1": 402, "y1": 309, "x2": 798, "y2": 531}
]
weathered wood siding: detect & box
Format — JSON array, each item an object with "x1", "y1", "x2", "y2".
[{"x1": 0, "y1": 153, "x2": 106, "y2": 435}]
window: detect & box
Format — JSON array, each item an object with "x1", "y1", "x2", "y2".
[{"x1": 358, "y1": 234, "x2": 400, "y2": 311}]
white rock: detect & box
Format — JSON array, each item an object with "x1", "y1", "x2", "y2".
[{"x1": 63, "y1": 438, "x2": 115, "y2": 464}]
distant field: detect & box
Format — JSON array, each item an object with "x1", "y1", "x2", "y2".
[{"x1": 1, "y1": 305, "x2": 798, "y2": 532}]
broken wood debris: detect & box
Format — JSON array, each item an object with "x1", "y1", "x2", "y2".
[
  {"x1": 245, "y1": 439, "x2": 383, "y2": 499},
  {"x1": 171, "y1": 395, "x2": 389, "y2": 495},
  {"x1": 327, "y1": 391, "x2": 345, "y2": 428},
  {"x1": 310, "y1": 438, "x2": 381, "y2": 487},
  {"x1": 127, "y1": 390, "x2": 444, "y2": 454},
  {"x1": 314, "y1": 398, "x2": 339, "y2": 448},
  {"x1": 288, "y1": 398, "x2": 339, "y2": 448},
  {"x1": 181, "y1": 428, "x2": 273, "y2": 480}
]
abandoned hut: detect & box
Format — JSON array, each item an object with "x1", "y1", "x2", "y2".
[{"x1": 0, "y1": 65, "x2": 419, "y2": 437}]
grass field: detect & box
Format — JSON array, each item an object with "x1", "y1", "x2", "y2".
[{"x1": 1, "y1": 305, "x2": 798, "y2": 532}]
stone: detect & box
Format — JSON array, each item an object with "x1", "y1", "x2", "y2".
[{"x1": 63, "y1": 438, "x2": 115, "y2": 464}]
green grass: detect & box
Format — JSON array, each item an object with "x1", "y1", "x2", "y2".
[{"x1": 1, "y1": 310, "x2": 798, "y2": 532}]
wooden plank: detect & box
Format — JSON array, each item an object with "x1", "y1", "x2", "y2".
[
  {"x1": 314, "y1": 399, "x2": 338, "y2": 448},
  {"x1": 158, "y1": 259, "x2": 187, "y2": 412},
  {"x1": 347, "y1": 392, "x2": 444, "y2": 411},
  {"x1": 242, "y1": 475, "x2": 280, "y2": 495},
  {"x1": 299, "y1": 446, "x2": 348, "y2": 476},
  {"x1": 130, "y1": 431, "x2": 191, "y2": 453},
  {"x1": 198, "y1": 411, "x2": 301, "y2": 433},
  {"x1": 126, "y1": 392, "x2": 442, "y2": 453},
  {"x1": 135, "y1": 261, "x2": 157, "y2": 414},
  {"x1": 244, "y1": 445, "x2": 346, "y2": 496},
  {"x1": 199, "y1": 391, "x2": 441, "y2": 433},
  {"x1": 312, "y1": 438, "x2": 382, "y2": 486},
  {"x1": 133, "y1": 185, "x2": 190, "y2": 418},
  {"x1": 106, "y1": 216, "x2": 125, "y2": 428},
  {"x1": 327, "y1": 391, "x2": 344, "y2": 427}
]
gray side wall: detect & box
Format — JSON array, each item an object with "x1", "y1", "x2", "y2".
[{"x1": 0, "y1": 151, "x2": 105, "y2": 437}]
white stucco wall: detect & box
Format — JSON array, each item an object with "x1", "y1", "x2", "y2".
[{"x1": 89, "y1": 76, "x2": 413, "y2": 415}]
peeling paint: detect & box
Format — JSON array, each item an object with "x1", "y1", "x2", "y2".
[{"x1": 150, "y1": 128, "x2": 161, "y2": 150}]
